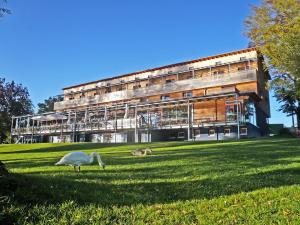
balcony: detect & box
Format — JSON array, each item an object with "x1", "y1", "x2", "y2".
[{"x1": 54, "y1": 69, "x2": 257, "y2": 110}]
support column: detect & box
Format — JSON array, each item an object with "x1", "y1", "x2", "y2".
[
  {"x1": 215, "y1": 99, "x2": 219, "y2": 141},
  {"x1": 15, "y1": 118, "x2": 19, "y2": 129},
  {"x1": 114, "y1": 106, "x2": 117, "y2": 143},
  {"x1": 147, "y1": 108, "x2": 150, "y2": 143},
  {"x1": 84, "y1": 108, "x2": 88, "y2": 131},
  {"x1": 135, "y1": 105, "x2": 138, "y2": 143},
  {"x1": 191, "y1": 102, "x2": 194, "y2": 141},
  {"x1": 31, "y1": 117, "x2": 34, "y2": 143},
  {"x1": 104, "y1": 106, "x2": 108, "y2": 130},
  {"x1": 187, "y1": 101, "x2": 190, "y2": 141},
  {"x1": 73, "y1": 111, "x2": 77, "y2": 142},
  {"x1": 10, "y1": 117, "x2": 14, "y2": 143},
  {"x1": 60, "y1": 119, "x2": 63, "y2": 143},
  {"x1": 235, "y1": 94, "x2": 240, "y2": 140}
]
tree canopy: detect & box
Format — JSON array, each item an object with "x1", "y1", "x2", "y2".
[
  {"x1": 245, "y1": 0, "x2": 300, "y2": 127},
  {"x1": 0, "y1": 78, "x2": 33, "y2": 142},
  {"x1": 37, "y1": 95, "x2": 63, "y2": 114},
  {"x1": 0, "y1": 0, "x2": 10, "y2": 17},
  {"x1": 245, "y1": 0, "x2": 300, "y2": 80}
]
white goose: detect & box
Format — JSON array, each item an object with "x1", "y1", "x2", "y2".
[{"x1": 55, "y1": 152, "x2": 105, "y2": 172}]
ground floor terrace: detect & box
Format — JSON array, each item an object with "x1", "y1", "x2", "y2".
[{"x1": 11, "y1": 91, "x2": 267, "y2": 143}]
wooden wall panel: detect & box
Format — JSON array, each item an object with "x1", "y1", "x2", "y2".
[
  {"x1": 193, "y1": 100, "x2": 216, "y2": 121},
  {"x1": 193, "y1": 89, "x2": 205, "y2": 96},
  {"x1": 236, "y1": 82, "x2": 257, "y2": 93}
]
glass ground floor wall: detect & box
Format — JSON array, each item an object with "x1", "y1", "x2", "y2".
[{"x1": 35, "y1": 123, "x2": 262, "y2": 143}]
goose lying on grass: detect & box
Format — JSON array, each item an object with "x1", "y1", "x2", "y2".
[
  {"x1": 131, "y1": 148, "x2": 152, "y2": 156},
  {"x1": 55, "y1": 152, "x2": 105, "y2": 172}
]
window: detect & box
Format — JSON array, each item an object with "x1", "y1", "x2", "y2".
[
  {"x1": 245, "y1": 102, "x2": 256, "y2": 126},
  {"x1": 240, "y1": 56, "x2": 247, "y2": 61},
  {"x1": 161, "y1": 95, "x2": 170, "y2": 100},
  {"x1": 215, "y1": 61, "x2": 222, "y2": 66},
  {"x1": 224, "y1": 128, "x2": 231, "y2": 136},
  {"x1": 194, "y1": 129, "x2": 200, "y2": 138},
  {"x1": 178, "y1": 132, "x2": 185, "y2": 138},
  {"x1": 105, "y1": 87, "x2": 111, "y2": 93},
  {"x1": 166, "y1": 79, "x2": 175, "y2": 84},
  {"x1": 140, "y1": 97, "x2": 148, "y2": 102},
  {"x1": 183, "y1": 92, "x2": 193, "y2": 98},
  {"x1": 208, "y1": 129, "x2": 215, "y2": 137},
  {"x1": 117, "y1": 86, "x2": 125, "y2": 91},
  {"x1": 240, "y1": 128, "x2": 247, "y2": 135},
  {"x1": 133, "y1": 85, "x2": 141, "y2": 90},
  {"x1": 238, "y1": 66, "x2": 250, "y2": 71},
  {"x1": 226, "y1": 105, "x2": 237, "y2": 121},
  {"x1": 213, "y1": 70, "x2": 225, "y2": 75}
]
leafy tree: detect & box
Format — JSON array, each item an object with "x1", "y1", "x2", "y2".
[
  {"x1": 0, "y1": 78, "x2": 33, "y2": 143},
  {"x1": 0, "y1": 0, "x2": 10, "y2": 17},
  {"x1": 245, "y1": 0, "x2": 300, "y2": 128},
  {"x1": 37, "y1": 95, "x2": 63, "y2": 114},
  {"x1": 274, "y1": 85, "x2": 299, "y2": 127}
]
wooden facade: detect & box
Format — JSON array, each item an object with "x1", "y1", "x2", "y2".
[{"x1": 11, "y1": 48, "x2": 270, "y2": 143}]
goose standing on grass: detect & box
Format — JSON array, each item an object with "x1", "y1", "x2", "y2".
[
  {"x1": 131, "y1": 148, "x2": 152, "y2": 156},
  {"x1": 55, "y1": 152, "x2": 105, "y2": 172}
]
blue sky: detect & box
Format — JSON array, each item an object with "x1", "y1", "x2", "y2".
[{"x1": 0, "y1": 0, "x2": 292, "y2": 126}]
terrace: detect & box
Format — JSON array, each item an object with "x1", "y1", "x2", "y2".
[{"x1": 54, "y1": 68, "x2": 258, "y2": 110}]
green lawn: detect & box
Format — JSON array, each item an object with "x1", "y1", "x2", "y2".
[{"x1": 1, "y1": 138, "x2": 300, "y2": 224}]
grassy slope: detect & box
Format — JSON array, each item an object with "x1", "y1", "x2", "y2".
[{"x1": 1, "y1": 138, "x2": 300, "y2": 224}]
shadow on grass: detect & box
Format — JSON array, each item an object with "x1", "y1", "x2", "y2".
[
  {"x1": 5, "y1": 138, "x2": 300, "y2": 171},
  {"x1": 0, "y1": 139, "x2": 237, "y2": 155},
  {"x1": 9, "y1": 166, "x2": 300, "y2": 207},
  {"x1": 3, "y1": 138, "x2": 300, "y2": 207}
]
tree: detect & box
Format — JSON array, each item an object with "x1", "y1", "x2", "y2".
[
  {"x1": 0, "y1": 0, "x2": 10, "y2": 17},
  {"x1": 0, "y1": 78, "x2": 33, "y2": 143},
  {"x1": 274, "y1": 85, "x2": 299, "y2": 127},
  {"x1": 245, "y1": 0, "x2": 300, "y2": 128},
  {"x1": 37, "y1": 95, "x2": 63, "y2": 114}
]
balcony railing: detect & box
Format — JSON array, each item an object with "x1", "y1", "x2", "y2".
[
  {"x1": 54, "y1": 69, "x2": 257, "y2": 110},
  {"x1": 11, "y1": 115, "x2": 247, "y2": 136}
]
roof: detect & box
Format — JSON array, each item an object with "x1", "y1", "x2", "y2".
[{"x1": 63, "y1": 47, "x2": 258, "y2": 90}]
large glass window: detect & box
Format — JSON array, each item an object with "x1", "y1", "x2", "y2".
[
  {"x1": 245, "y1": 102, "x2": 257, "y2": 126},
  {"x1": 226, "y1": 104, "x2": 237, "y2": 121}
]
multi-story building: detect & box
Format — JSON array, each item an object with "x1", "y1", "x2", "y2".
[{"x1": 11, "y1": 47, "x2": 270, "y2": 143}]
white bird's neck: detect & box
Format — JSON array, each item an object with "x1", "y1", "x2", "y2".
[
  {"x1": 89, "y1": 153, "x2": 96, "y2": 164},
  {"x1": 90, "y1": 152, "x2": 104, "y2": 167}
]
